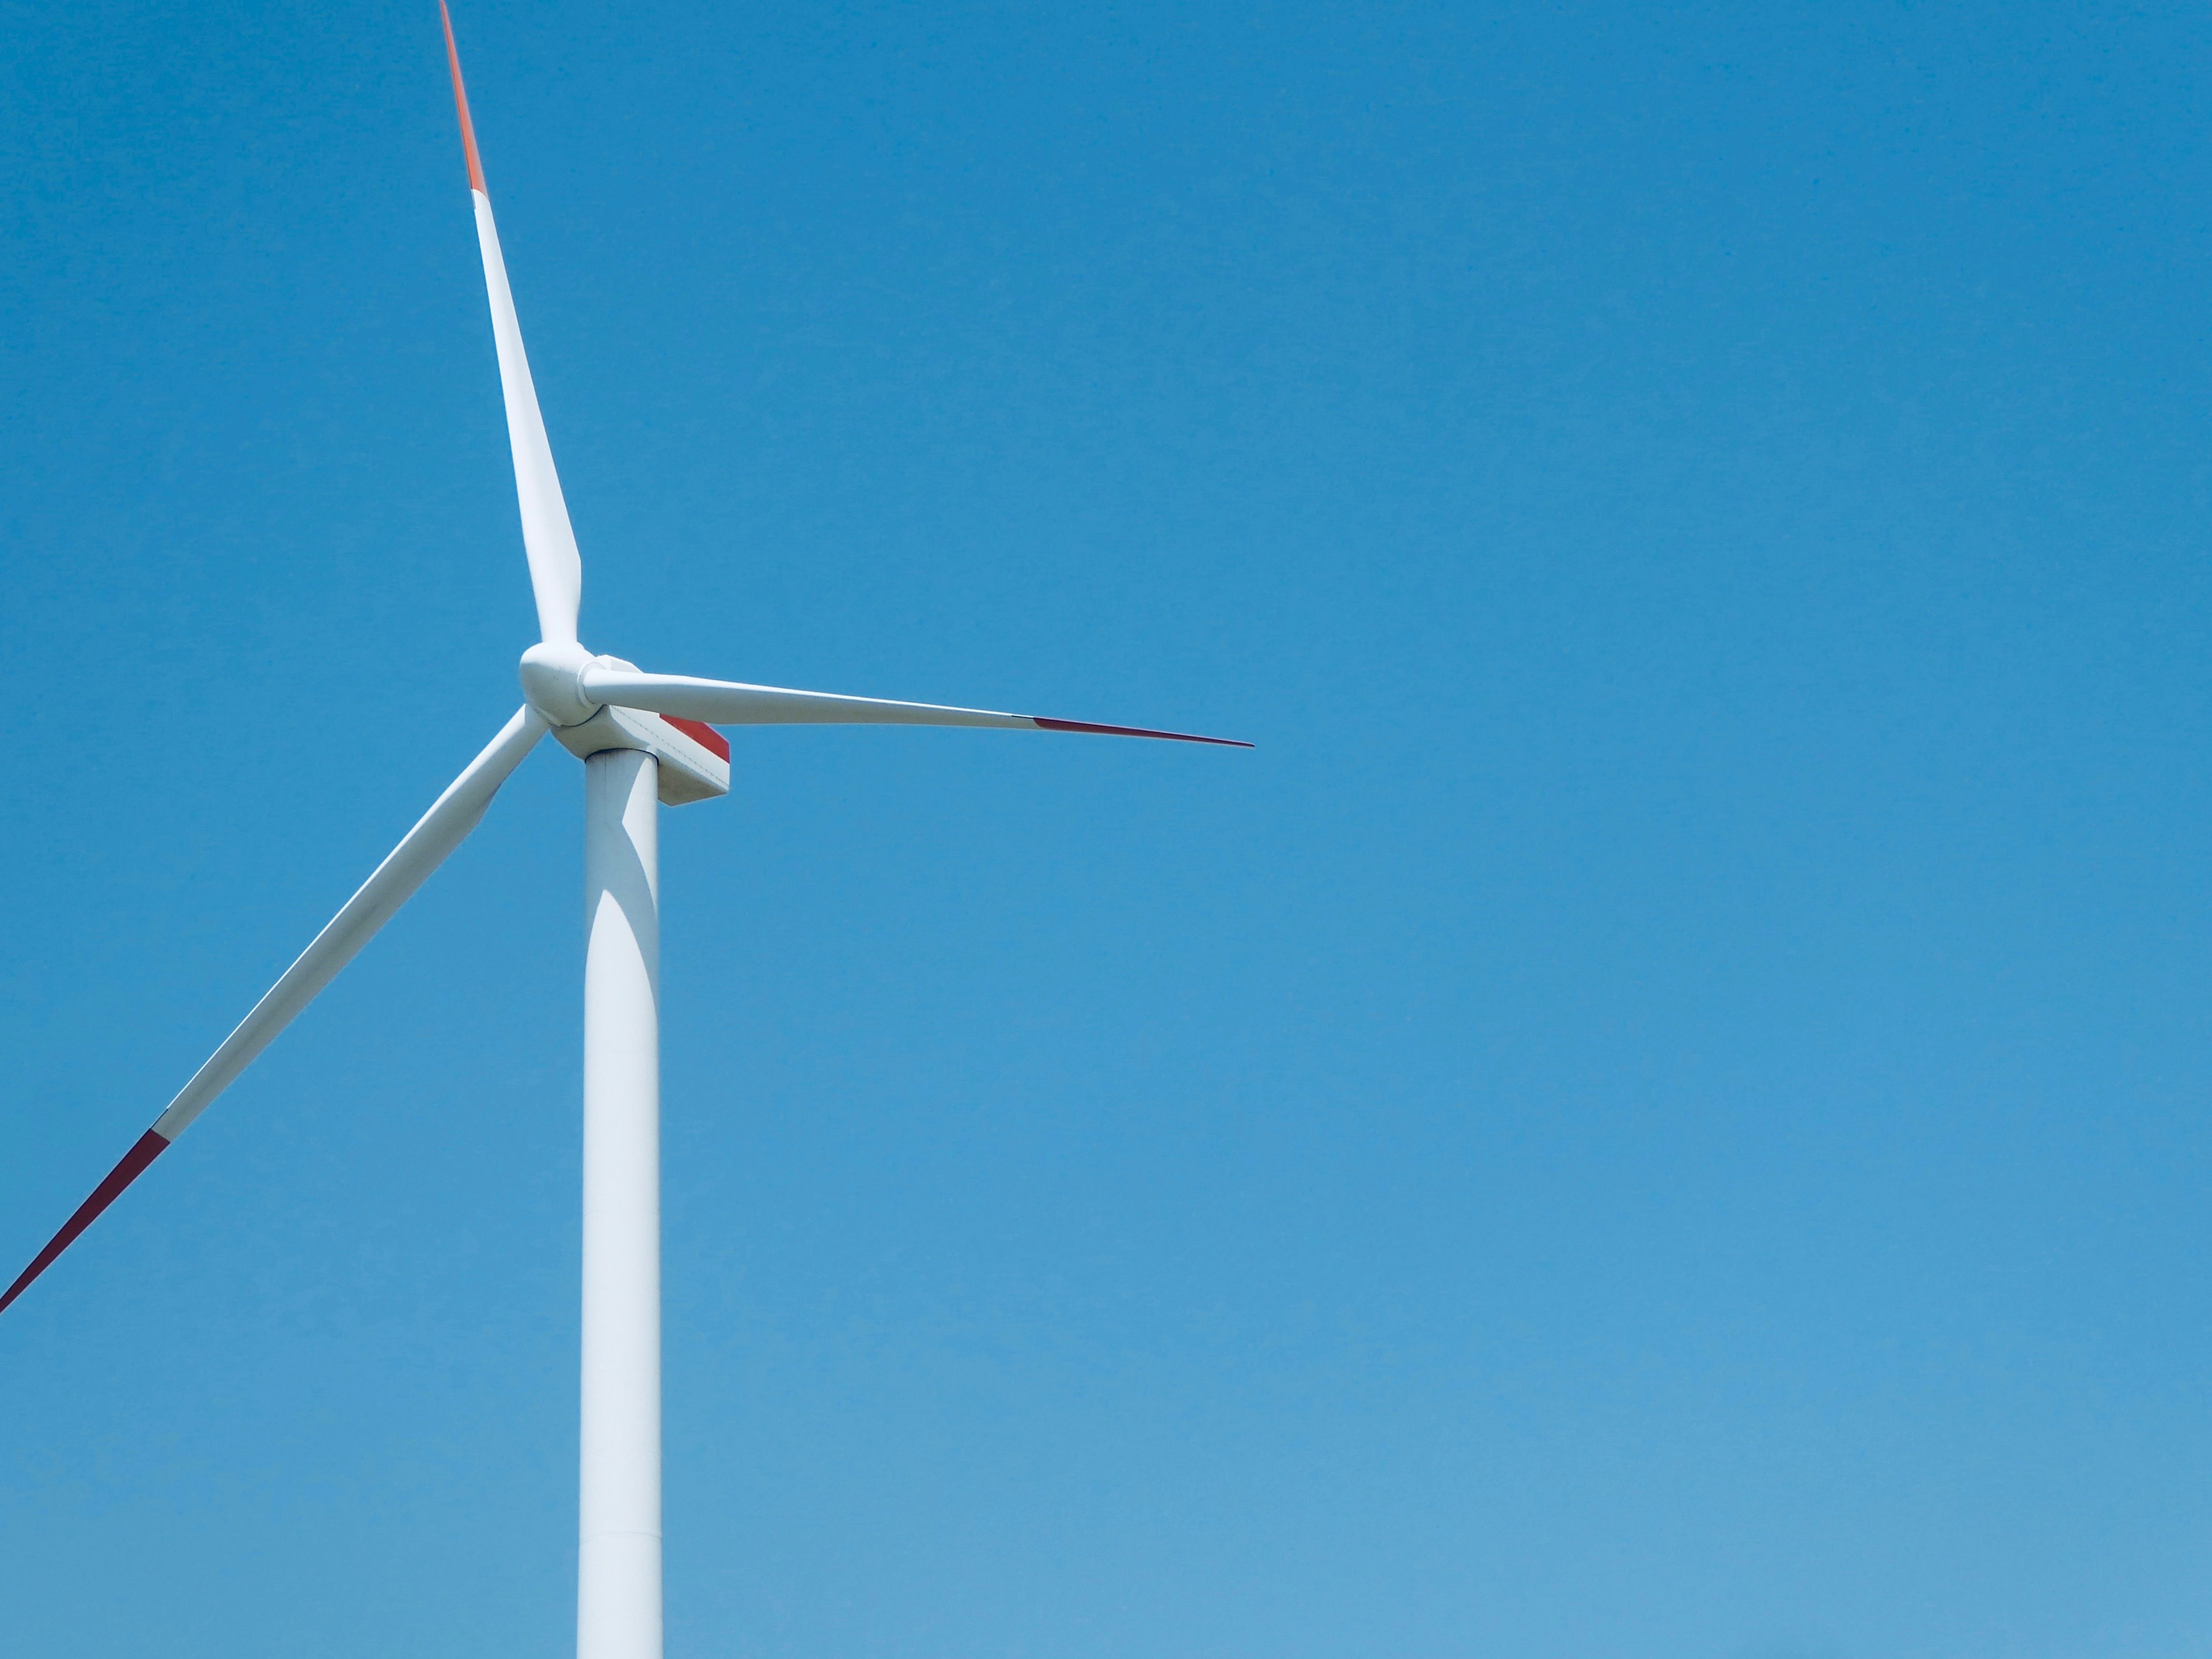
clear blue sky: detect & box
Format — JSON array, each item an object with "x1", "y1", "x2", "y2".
[{"x1": 5, "y1": 1, "x2": 2211, "y2": 1653}]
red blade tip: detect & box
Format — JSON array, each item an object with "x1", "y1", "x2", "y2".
[
  {"x1": 0, "y1": 1128, "x2": 172, "y2": 1317},
  {"x1": 1032, "y1": 716, "x2": 1253, "y2": 748},
  {"x1": 440, "y1": 2, "x2": 488, "y2": 194}
]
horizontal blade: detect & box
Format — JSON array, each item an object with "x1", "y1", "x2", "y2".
[
  {"x1": 442, "y1": 1, "x2": 583, "y2": 645},
  {"x1": 0, "y1": 706, "x2": 549, "y2": 1317},
  {"x1": 577, "y1": 665, "x2": 1253, "y2": 747}
]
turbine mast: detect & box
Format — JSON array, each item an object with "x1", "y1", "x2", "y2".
[{"x1": 579, "y1": 749, "x2": 665, "y2": 1659}]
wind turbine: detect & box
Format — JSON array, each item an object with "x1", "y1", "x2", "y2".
[{"x1": 1, "y1": 9, "x2": 1247, "y2": 1656}]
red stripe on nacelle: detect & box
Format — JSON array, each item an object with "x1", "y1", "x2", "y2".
[
  {"x1": 661, "y1": 715, "x2": 730, "y2": 761},
  {"x1": 0, "y1": 1128, "x2": 172, "y2": 1316},
  {"x1": 1033, "y1": 717, "x2": 1253, "y2": 748}
]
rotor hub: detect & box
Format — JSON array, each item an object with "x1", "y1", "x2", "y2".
[{"x1": 519, "y1": 639, "x2": 608, "y2": 726}]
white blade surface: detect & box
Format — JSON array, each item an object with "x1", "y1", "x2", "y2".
[
  {"x1": 581, "y1": 665, "x2": 1031, "y2": 730},
  {"x1": 0, "y1": 706, "x2": 549, "y2": 1316},
  {"x1": 444, "y1": 2, "x2": 584, "y2": 645},
  {"x1": 150, "y1": 704, "x2": 551, "y2": 1139},
  {"x1": 578, "y1": 664, "x2": 1253, "y2": 746}
]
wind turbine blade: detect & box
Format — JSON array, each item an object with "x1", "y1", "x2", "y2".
[
  {"x1": 576, "y1": 665, "x2": 1253, "y2": 747},
  {"x1": 0, "y1": 706, "x2": 550, "y2": 1317},
  {"x1": 442, "y1": 2, "x2": 584, "y2": 645}
]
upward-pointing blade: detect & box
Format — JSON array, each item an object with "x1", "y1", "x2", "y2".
[
  {"x1": 442, "y1": 1, "x2": 584, "y2": 646},
  {"x1": 0, "y1": 707, "x2": 550, "y2": 1317}
]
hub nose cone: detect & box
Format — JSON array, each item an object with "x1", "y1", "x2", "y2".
[{"x1": 520, "y1": 639, "x2": 602, "y2": 726}]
